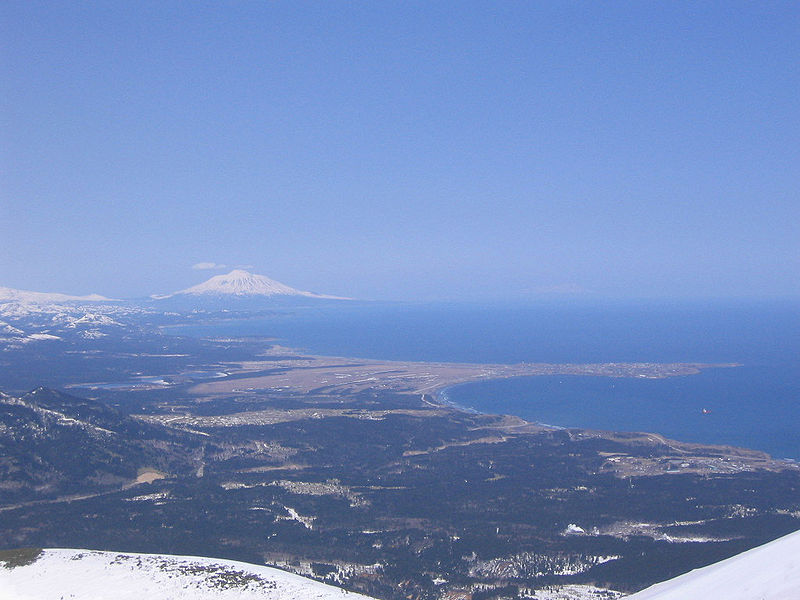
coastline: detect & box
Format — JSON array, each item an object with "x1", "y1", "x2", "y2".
[
  {"x1": 185, "y1": 349, "x2": 736, "y2": 397},
  {"x1": 435, "y1": 384, "x2": 570, "y2": 430},
  {"x1": 440, "y1": 367, "x2": 800, "y2": 462},
  {"x1": 175, "y1": 347, "x2": 800, "y2": 461}
]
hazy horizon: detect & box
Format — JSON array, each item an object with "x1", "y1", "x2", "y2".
[{"x1": 2, "y1": 3, "x2": 799, "y2": 302}]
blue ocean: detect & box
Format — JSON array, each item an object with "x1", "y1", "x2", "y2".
[{"x1": 172, "y1": 300, "x2": 800, "y2": 460}]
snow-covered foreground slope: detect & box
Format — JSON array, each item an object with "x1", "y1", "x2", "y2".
[
  {"x1": 625, "y1": 528, "x2": 800, "y2": 599},
  {"x1": 0, "y1": 549, "x2": 377, "y2": 600}
]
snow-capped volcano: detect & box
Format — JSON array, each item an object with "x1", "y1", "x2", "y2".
[
  {"x1": 155, "y1": 270, "x2": 348, "y2": 300},
  {"x1": 0, "y1": 286, "x2": 113, "y2": 304}
]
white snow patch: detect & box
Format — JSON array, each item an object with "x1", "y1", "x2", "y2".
[
  {"x1": 26, "y1": 333, "x2": 61, "y2": 341},
  {"x1": 80, "y1": 329, "x2": 108, "y2": 339},
  {"x1": 534, "y1": 585, "x2": 624, "y2": 599},
  {"x1": 124, "y1": 492, "x2": 171, "y2": 502},
  {"x1": 564, "y1": 523, "x2": 586, "y2": 535},
  {"x1": 279, "y1": 506, "x2": 316, "y2": 530}
]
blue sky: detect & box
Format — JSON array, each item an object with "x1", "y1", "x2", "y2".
[{"x1": 2, "y1": 2, "x2": 798, "y2": 300}]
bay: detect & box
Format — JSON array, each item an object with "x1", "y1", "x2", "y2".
[
  {"x1": 170, "y1": 299, "x2": 800, "y2": 459},
  {"x1": 444, "y1": 366, "x2": 800, "y2": 460}
]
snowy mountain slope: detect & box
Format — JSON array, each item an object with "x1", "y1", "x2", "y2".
[
  {"x1": 0, "y1": 302, "x2": 137, "y2": 348},
  {"x1": 0, "y1": 549, "x2": 377, "y2": 600},
  {"x1": 0, "y1": 284, "x2": 126, "y2": 336},
  {"x1": 0, "y1": 286, "x2": 112, "y2": 304},
  {"x1": 625, "y1": 528, "x2": 800, "y2": 599},
  {"x1": 155, "y1": 269, "x2": 349, "y2": 299}
]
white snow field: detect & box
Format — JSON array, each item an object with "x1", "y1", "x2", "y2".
[
  {"x1": 0, "y1": 549, "x2": 377, "y2": 600},
  {"x1": 625, "y1": 528, "x2": 800, "y2": 599}
]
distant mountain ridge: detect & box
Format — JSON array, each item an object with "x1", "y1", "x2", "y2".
[
  {"x1": 0, "y1": 286, "x2": 113, "y2": 304},
  {"x1": 0, "y1": 270, "x2": 350, "y2": 307}
]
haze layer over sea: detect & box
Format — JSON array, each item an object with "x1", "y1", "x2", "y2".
[{"x1": 173, "y1": 300, "x2": 800, "y2": 460}]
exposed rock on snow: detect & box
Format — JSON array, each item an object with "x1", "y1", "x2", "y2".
[{"x1": 0, "y1": 549, "x2": 377, "y2": 600}]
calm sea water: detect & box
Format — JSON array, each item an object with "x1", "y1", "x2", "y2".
[{"x1": 171, "y1": 300, "x2": 800, "y2": 459}]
